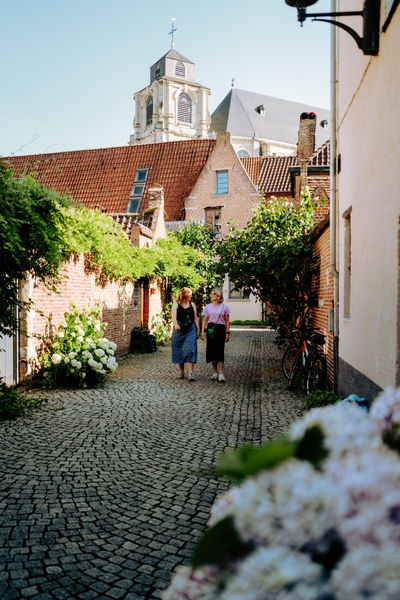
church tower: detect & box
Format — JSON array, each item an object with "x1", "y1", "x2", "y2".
[{"x1": 129, "y1": 47, "x2": 211, "y2": 145}]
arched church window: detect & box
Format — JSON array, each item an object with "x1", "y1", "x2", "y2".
[
  {"x1": 175, "y1": 61, "x2": 185, "y2": 78},
  {"x1": 146, "y1": 96, "x2": 153, "y2": 127},
  {"x1": 178, "y1": 94, "x2": 191, "y2": 123}
]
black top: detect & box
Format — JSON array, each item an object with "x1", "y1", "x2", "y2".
[{"x1": 177, "y1": 302, "x2": 194, "y2": 321}]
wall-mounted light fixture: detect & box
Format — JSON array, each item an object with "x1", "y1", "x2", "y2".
[{"x1": 285, "y1": 0, "x2": 380, "y2": 55}]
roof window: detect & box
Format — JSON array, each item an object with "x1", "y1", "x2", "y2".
[
  {"x1": 256, "y1": 105, "x2": 265, "y2": 116},
  {"x1": 127, "y1": 169, "x2": 148, "y2": 213}
]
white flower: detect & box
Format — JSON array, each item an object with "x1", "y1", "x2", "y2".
[
  {"x1": 77, "y1": 327, "x2": 85, "y2": 336},
  {"x1": 107, "y1": 348, "x2": 114, "y2": 355},
  {"x1": 219, "y1": 546, "x2": 326, "y2": 600},
  {"x1": 332, "y1": 543, "x2": 400, "y2": 600},
  {"x1": 208, "y1": 488, "x2": 241, "y2": 526},
  {"x1": 69, "y1": 352, "x2": 77, "y2": 359},
  {"x1": 99, "y1": 341, "x2": 108, "y2": 350},
  {"x1": 76, "y1": 361, "x2": 82, "y2": 370},
  {"x1": 82, "y1": 305, "x2": 89, "y2": 312},
  {"x1": 56, "y1": 331, "x2": 64, "y2": 338},
  {"x1": 60, "y1": 320, "x2": 67, "y2": 328},
  {"x1": 81, "y1": 372, "x2": 86, "y2": 378},
  {"x1": 162, "y1": 565, "x2": 220, "y2": 600},
  {"x1": 90, "y1": 342, "x2": 96, "y2": 349},
  {"x1": 71, "y1": 332, "x2": 76, "y2": 337},
  {"x1": 108, "y1": 341, "x2": 117, "y2": 351},
  {"x1": 232, "y1": 459, "x2": 335, "y2": 549},
  {"x1": 95, "y1": 323, "x2": 101, "y2": 331},
  {"x1": 71, "y1": 359, "x2": 78, "y2": 367},
  {"x1": 95, "y1": 348, "x2": 105, "y2": 357},
  {"x1": 64, "y1": 356, "x2": 70, "y2": 364},
  {"x1": 51, "y1": 353, "x2": 62, "y2": 365},
  {"x1": 100, "y1": 357, "x2": 108, "y2": 364},
  {"x1": 290, "y1": 403, "x2": 383, "y2": 461},
  {"x1": 85, "y1": 338, "x2": 93, "y2": 346},
  {"x1": 76, "y1": 336, "x2": 83, "y2": 343},
  {"x1": 370, "y1": 387, "x2": 400, "y2": 436}
]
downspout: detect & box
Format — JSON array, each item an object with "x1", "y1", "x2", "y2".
[{"x1": 330, "y1": 0, "x2": 340, "y2": 393}]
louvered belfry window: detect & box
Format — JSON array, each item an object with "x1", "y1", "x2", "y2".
[
  {"x1": 175, "y1": 61, "x2": 185, "y2": 77},
  {"x1": 146, "y1": 96, "x2": 153, "y2": 126},
  {"x1": 178, "y1": 94, "x2": 191, "y2": 123}
]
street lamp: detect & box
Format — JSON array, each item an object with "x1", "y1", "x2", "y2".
[{"x1": 285, "y1": 0, "x2": 380, "y2": 55}]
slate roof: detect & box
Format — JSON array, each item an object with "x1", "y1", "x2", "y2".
[
  {"x1": 151, "y1": 48, "x2": 194, "y2": 67},
  {"x1": 240, "y1": 155, "x2": 297, "y2": 193},
  {"x1": 4, "y1": 140, "x2": 216, "y2": 222},
  {"x1": 211, "y1": 88, "x2": 330, "y2": 150},
  {"x1": 309, "y1": 140, "x2": 330, "y2": 166}
]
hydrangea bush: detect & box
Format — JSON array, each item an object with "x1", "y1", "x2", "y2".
[
  {"x1": 39, "y1": 303, "x2": 118, "y2": 387},
  {"x1": 163, "y1": 387, "x2": 400, "y2": 600}
]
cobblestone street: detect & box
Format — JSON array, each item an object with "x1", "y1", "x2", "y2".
[{"x1": 0, "y1": 329, "x2": 303, "y2": 600}]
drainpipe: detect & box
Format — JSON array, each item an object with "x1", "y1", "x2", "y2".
[{"x1": 330, "y1": 0, "x2": 340, "y2": 393}]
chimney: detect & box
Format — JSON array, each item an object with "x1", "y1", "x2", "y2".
[
  {"x1": 297, "y1": 112, "x2": 316, "y2": 196},
  {"x1": 147, "y1": 185, "x2": 167, "y2": 240}
]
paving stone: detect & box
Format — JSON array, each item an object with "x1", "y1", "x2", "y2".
[{"x1": 0, "y1": 330, "x2": 302, "y2": 599}]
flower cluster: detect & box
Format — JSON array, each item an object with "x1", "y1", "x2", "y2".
[
  {"x1": 39, "y1": 303, "x2": 118, "y2": 387},
  {"x1": 163, "y1": 387, "x2": 400, "y2": 600}
]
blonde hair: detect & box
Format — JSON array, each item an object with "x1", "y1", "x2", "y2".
[
  {"x1": 177, "y1": 287, "x2": 192, "y2": 303},
  {"x1": 211, "y1": 288, "x2": 224, "y2": 303}
]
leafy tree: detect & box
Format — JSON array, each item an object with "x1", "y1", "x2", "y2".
[
  {"x1": 0, "y1": 162, "x2": 68, "y2": 337},
  {"x1": 174, "y1": 222, "x2": 224, "y2": 311},
  {"x1": 216, "y1": 189, "x2": 322, "y2": 346}
]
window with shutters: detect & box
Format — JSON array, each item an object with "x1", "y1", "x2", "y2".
[
  {"x1": 146, "y1": 96, "x2": 153, "y2": 127},
  {"x1": 175, "y1": 61, "x2": 185, "y2": 77},
  {"x1": 215, "y1": 171, "x2": 228, "y2": 195},
  {"x1": 178, "y1": 94, "x2": 191, "y2": 123},
  {"x1": 155, "y1": 66, "x2": 161, "y2": 80}
]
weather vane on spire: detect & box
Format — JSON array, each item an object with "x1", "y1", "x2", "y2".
[{"x1": 169, "y1": 18, "x2": 177, "y2": 48}]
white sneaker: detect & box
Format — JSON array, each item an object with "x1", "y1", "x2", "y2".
[
  {"x1": 211, "y1": 373, "x2": 218, "y2": 380},
  {"x1": 218, "y1": 373, "x2": 225, "y2": 382},
  {"x1": 188, "y1": 372, "x2": 195, "y2": 382}
]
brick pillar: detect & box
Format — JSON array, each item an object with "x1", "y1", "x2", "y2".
[{"x1": 297, "y1": 112, "x2": 316, "y2": 195}]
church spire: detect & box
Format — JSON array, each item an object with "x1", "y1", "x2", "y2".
[{"x1": 169, "y1": 18, "x2": 177, "y2": 48}]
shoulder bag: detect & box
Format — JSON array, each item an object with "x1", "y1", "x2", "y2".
[
  {"x1": 207, "y1": 304, "x2": 224, "y2": 340},
  {"x1": 179, "y1": 303, "x2": 194, "y2": 333}
]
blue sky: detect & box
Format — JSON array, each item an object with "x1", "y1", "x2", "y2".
[{"x1": 0, "y1": 0, "x2": 332, "y2": 157}]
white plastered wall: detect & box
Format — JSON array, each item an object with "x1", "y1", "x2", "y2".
[{"x1": 337, "y1": 0, "x2": 400, "y2": 388}]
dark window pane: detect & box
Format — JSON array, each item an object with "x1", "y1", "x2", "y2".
[
  {"x1": 146, "y1": 97, "x2": 153, "y2": 126},
  {"x1": 135, "y1": 170, "x2": 148, "y2": 182}
]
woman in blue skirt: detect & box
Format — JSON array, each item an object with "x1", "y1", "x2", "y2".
[{"x1": 171, "y1": 287, "x2": 200, "y2": 382}]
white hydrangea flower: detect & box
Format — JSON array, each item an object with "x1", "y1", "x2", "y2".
[
  {"x1": 332, "y1": 543, "x2": 400, "y2": 600},
  {"x1": 69, "y1": 352, "x2": 77, "y2": 359},
  {"x1": 95, "y1": 348, "x2": 105, "y2": 357},
  {"x1": 71, "y1": 332, "x2": 76, "y2": 337},
  {"x1": 232, "y1": 459, "x2": 335, "y2": 549},
  {"x1": 219, "y1": 546, "x2": 326, "y2": 600},
  {"x1": 81, "y1": 372, "x2": 86, "y2": 378},
  {"x1": 109, "y1": 341, "x2": 117, "y2": 351},
  {"x1": 107, "y1": 348, "x2": 114, "y2": 355},
  {"x1": 51, "y1": 353, "x2": 62, "y2": 365},
  {"x1": 60, "y1": 320, "x2": 67, "y2": 328},
  {"x1": 290, "y1": 403, "x2": 383, "y2": 461},
  {"x1": 76, "y1": 361, "x2": 82, "y2": 370},
  {"x1": 90, "y1": 342, "x2": 96, "y2": 349},
  {"x1": 370, "y1": 387, "x2": 400, "y2": 436},
  {"x1": 71, "y1": 359, "x2": 78, "y2": 367},
  {"x1": 56, "y1": 331, "x2": 64, "y2": 338},
  {"x1": 86, "y1": 338, "x2": 93, "y2": 346},
  {"x1": 82, "y1": 305, "x2": 89, "y2": 312},
  {"x1": 208, "y1": 488, "x2": 241, "y2": 526},
  {"x1": 161, "y1": 565, "x2": 220, "y2": 600},
  {"x1": 326, "y1": 448, "x2": 400, "y2": 549},
  {"x1": 99, "y1": 341, "x2": 108, "y2": 350},
  {"x1": 77, "y1": 336, "x2": 83, "y2": 343},
  {"x1": 100, "y1": 357, "x2": 107, "y2": 364},
  {"x1": 64, "y1": 356, "x2": 70, "y2": 364},
  {"x1": 77, "y1": 327, "x2": 85, "y2": 336},
  {"x1": 95, "y1": 323, "x2": 101, "y2": 331}
]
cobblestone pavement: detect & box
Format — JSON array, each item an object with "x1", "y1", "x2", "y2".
[{"x1": 0, "y1": 329, "x2": 304, "y2": 600}]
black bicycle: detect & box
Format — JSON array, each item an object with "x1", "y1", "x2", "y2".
[{"x1": 283, "y1": 330, "x2": 327, "y2": 393}]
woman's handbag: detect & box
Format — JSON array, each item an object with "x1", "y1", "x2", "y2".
[
  {"x1": 207, "y1": 304, "x2": 224, "y2": 340},
  {"x1": 179, "y1": 303, "x2": 194, "y2": 332}
]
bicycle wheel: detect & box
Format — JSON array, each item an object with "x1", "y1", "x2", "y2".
[
  {"x1": 288, "y1": 354, "x2": 303, "y2": 390},
  {"x1": 306, "y1": 356, "x2": 327, "y2": 393},
  {"x1": 282, "y1": 347, "x2": 298, "y2": 380}
]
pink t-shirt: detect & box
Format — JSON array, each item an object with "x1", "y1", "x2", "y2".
[{"x1": 202, "y1": 303, "x2": 231, "y2": 326}]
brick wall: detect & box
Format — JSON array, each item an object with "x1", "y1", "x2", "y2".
[
  {"x1": 184, "y1": 132, "x2": 260, "y2": 234},
  {"x1": 310, "y1": 220, "x2": 334, "y2": 388},
  {"x1": 21, "y1": 254, "x2": 142, "y2": 381}
]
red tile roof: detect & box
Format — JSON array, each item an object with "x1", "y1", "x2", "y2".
[
  {"x1": 241, "y1": 155, "x2": 297, "y2": 193},
  {"x1": 3, "y1": 140, "x2": 216, "y2": 222}
]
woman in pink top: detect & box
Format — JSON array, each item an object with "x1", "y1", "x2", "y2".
[{"x1": 201, "y1": 288, "x2": 231, "y2": 382}]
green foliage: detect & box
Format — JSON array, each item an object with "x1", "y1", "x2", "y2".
[
  {"x1": 151, "y1": 312, "x2": 171, "y2": 344},
  {"x1": 174, "y1": 222, "x2": 224, "y2": 310},
  {"x1": 216, "y1": 189, "x2": 322, "y2": 347},
  {"x1": 0, "y1": 378, "x2": 47, "y2": 420},
  {"x1": 217, "y1": 425, "x2": 328, "y2": 484},
  {"x1": 230, "y1": 320, "x2": 269, "y2": 326},
  {"x1": 303, "y1": 389, "x2": 343, "y2": 411},
  {"x1": 192, "y1": 425, "x2": 328, "y2": 569},
  {"x1": 0, "y1": 162, "x2": 68, "y2": 336},
  {"x1": 130, "y1": 327, "x2": 158, "y2": 353},
  {"x1": 191, "y1": 516, "x2": 252, "y2": 569},
  {"x1": 39, "y1": 303, "x2": 118, "y2": 388}
]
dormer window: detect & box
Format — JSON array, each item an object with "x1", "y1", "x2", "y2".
[
  {"x1": 127, "y1": 169, "x2": 148, "y2": 213},
  {"x1": 256, "y1": 105, "x2": 265, "y2": 116},
  {"x1": 175, "y1": 61, "x2": 185, "y2": 77},
  {"x1": 146, "y1": 96, "x2": 153, "y2": 127}
]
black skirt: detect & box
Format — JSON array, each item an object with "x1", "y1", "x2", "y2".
[{"x1": 206, "y1": 324, "x2": 226, "y2": 363}]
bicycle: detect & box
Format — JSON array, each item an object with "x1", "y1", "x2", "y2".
[{"x1": 284, "y1": 330, "x2": 327, "y2": 393}]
